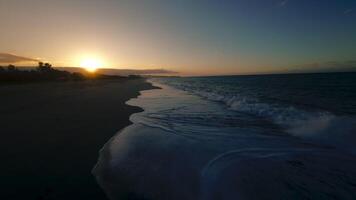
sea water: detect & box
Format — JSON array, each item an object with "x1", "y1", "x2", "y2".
[{"x1": 94, "y1": 73, "x2": 356, "y2": 200}]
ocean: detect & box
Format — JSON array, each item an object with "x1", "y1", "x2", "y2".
[{"x1": 94, "y1": 73, "x2": 356, "y2": 200}]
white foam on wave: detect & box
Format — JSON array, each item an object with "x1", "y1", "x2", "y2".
[
  {"x1": 93, "y1": 78, "x2": 356, "y2": 200},
  {"x1": 155, "y1": 78, "x2": 356, "y2": 154},
  {"x1": 160, "y1": 78, "x2": 331, "y2": 129}
]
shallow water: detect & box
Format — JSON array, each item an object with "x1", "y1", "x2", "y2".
[{"x1": 94, "y1": 74, "x2": 356, "y2": 200}]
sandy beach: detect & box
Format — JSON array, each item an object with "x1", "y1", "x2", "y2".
[{"x1": 0, "y1": 79, "x2": 156, "y2": 200}]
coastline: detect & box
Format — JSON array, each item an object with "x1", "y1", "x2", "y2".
[
  {"x1": 93, "y1": 79, "x2": 162, "y2": 200},
  {"x1": 0, "y1": 78, "x2": 158, "y2": 200}
]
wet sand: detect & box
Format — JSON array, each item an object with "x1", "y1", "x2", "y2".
[{"x1": 0, "y1": 79, "x2": 156, "y2": 200}]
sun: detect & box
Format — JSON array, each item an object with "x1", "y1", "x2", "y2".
[{"x1": 80, "y1": 58, "x2": 103, "y2": 72}]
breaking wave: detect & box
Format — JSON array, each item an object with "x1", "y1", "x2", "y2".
[
  {"x1": 94, "y1": 76, "x2": 356, "y2": 200},
  {"x1": 155, "y1": 77, "x2": 356, "y2": 153}
]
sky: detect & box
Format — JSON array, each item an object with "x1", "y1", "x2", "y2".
[{"x1": 0, "y1": 0, "x2": 355, "y2": 75}]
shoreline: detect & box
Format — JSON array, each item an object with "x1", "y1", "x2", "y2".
[
  {"x1": 93, "y1": 79, "x2": 161, "y2": 199},
  {"x1": 92, "y1": 80, "x2": 162, "y2": 200},
  {"x1": 0, "y1": 78, "x2": 158, "y2": 200}
]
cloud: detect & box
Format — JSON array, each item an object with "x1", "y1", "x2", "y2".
[
  {"x1": 325, "y1": 60, "x2": 356, "y2": 67},
  {"x1": 0, "y1": 53, "x2": 39, "y2": 64},
  {"x1": 97, "y1": 68, "x2": 178, "y2": 76},
  {"x1": 344, "y1": 9, "x2": 354, "y2": 14},
  {"x1": 51, "y1": 67, "x2": 178, "y2": 75},
  {"x1": 293, "y1": 60, "x2": 356, "y2": 73},
  {"x1": 279, "y1": 0, "x2": 289, "y2": 7}
]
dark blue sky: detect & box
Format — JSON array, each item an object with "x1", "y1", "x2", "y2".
[{"x1": 0, "y1": 0, "x2": 355, "y2": 75}]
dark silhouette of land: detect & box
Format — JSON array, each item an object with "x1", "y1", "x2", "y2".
[
  {"x1": 0, "y1": 76, "x2": 157, "y2": 199},
  {"x1": 0, "y1": 62, "x2": 135, "y2": 83}
]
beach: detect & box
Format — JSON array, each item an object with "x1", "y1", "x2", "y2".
[{"x1": 0, "y1": 78, "x2": 156, "y2": 200}]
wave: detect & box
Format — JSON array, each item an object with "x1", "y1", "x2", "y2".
[
  {"x1": 155, "y1": 78, "x2": 332, "y2": 128},
  {"x1": 94, "y1": 78, "x2": 356, "y2": 200},
  {"x1": 154, "y1": 78, "x2": 356, "y2": 154}
]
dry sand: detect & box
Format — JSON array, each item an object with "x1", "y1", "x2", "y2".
[{"x1": 0, "y1": 79, "x2": 156, "y2": 200}]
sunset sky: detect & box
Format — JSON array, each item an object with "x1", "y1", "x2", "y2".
[{"x1": 0, "y1": 0, "x2": 355, "y2": 75}]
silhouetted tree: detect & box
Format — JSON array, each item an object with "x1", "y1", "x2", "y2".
[
  {"x1": 44, "y1": 63, "x2": 52, "y2": 70},
  {"x1": 0, "y1": 66, "x2": 4, "y2": 73},
  {"x1": 37, "y1": 62, "x2": 53, "y2": 72},
  {"x1": 7, "y1": 64, "x2": 16, "y2": 72},
  {"x1": 38, "y1": 62, "x2": 44, "y2": 68},
  {"x1": 45, "y1": 63, "x2": 51, "y2": 67}
]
